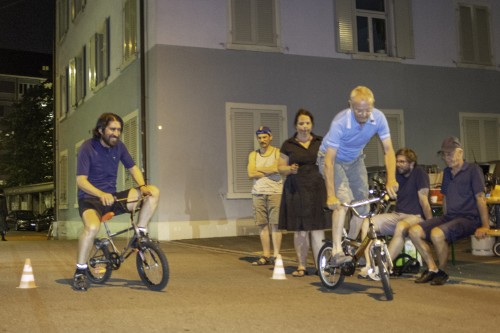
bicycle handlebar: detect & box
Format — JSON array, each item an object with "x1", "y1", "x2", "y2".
[{"x1": 341, "y1": 191, "x2": 388, "y2": 219}]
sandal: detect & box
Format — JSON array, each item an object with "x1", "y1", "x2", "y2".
[
  {"x1": 252, "y1": 256, "x2": 271, "y2": 266},
  {"x1": 292, "y1": 268, "x2": 308, "y2": 277}
]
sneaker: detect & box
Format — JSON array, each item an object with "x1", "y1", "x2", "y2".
[
  {"x1": 414, "y1": 269, "x2": 437, "y2": 284},
  {"x1": 430, "y1": 270, "x2": 449, "y2": 286},
  {"x1": 358, "y1": 266, "x2": 381, "y2": 281},
  {"x1": 72, "y1": 269, "x2": 90, "y2": 292},
  {"x1": 332, "y1": 253, "x2": 352, "y2": 267}
]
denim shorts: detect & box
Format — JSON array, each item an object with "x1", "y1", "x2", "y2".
[{"x1": 318, "y1": 152, "x2": 369, "y2": 215}]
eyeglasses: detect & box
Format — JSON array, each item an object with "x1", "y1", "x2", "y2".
[{"x1": 396, "y1": 160, "x2": 409, "y2": 165}]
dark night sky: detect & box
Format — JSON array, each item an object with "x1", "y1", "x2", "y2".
[{"x1": 0, "y1": 0, "x2": 55, "y2": 54}]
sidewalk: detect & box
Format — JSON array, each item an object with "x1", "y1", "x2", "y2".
[{"x1": 173, "y1": 233, "x2": 500, "y2": 288}]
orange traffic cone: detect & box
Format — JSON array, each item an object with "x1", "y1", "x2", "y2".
[
  {"x1": 271, "y1": 255, "x2": 287, "y2": 280},
  {"x1": 17, "y1": 258, "x2": 37, "y2": 289}
]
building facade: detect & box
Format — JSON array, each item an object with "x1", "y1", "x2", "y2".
[{"x1": 55, "y1": 0, "x2": 500, "y2": 240}]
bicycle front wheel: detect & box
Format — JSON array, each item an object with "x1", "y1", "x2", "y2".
[
  {"x1": 136, "y1": 240, "x2": 169, "y2": 291},
  {"x1": 317, "y1": 241, "x2": 345, "y2": 289},
  {"x1": 87, "y1": 243, "x2": 112, "y2": 284},
  {"x1": 374, "y1": 246, "x2": 393, "y2": 300}
]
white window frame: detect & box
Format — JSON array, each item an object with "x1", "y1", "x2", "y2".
[
  {"x1": 59, "y1": 149, "x2": 69, "y2": 209},
  {"x1": 335, "y1": 0, "x2": 414, "y2": 60},
  {"x1": 123, "y1": 0, "x2": 138, "y2": 65},
  {"x1": 460, "y1": 112, "x2": 500, "y2": 163},
  {"x1": 364, "y1": 109, "x2": 405, "y2": 167},
  {"x1": 71, "y1": 0, "x2": 86, "y2": 21},
  {"x1": 456, "y1": 2, "x2": 494, "y2": 68},
  {"x1": 68, "y1": 58, "x2": 77, "y2": 108},
  {"x1": 121, "y1": 111, "x2": 140, "y2": 190},
  {"x1": 226, "y1": 102, "x2": 287, "y2": 199},
  {"x1": 227, "y1": 0, "x2": 282, "y2": 53}
]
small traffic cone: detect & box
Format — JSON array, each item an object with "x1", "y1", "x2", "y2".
[
  {"x1": 271, "y1": 255, "x2": 287, "y2": 280},
  {"x1": 17, "y1": 258, "x2": 37, "y2": 289}
]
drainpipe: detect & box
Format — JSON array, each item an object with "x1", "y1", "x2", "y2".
[{"x1": 139, "y1": 0, "x2": 148, "y2": 181}]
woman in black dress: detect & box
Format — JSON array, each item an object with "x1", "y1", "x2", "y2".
[{"x1": 278, "y1": 109, "x2": 331, "y2": 277}]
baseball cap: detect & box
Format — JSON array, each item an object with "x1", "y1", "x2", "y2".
[
  {"x1": 256, "y1": 126, "x2": 272, "y2": 135},
  {"x1": 438, "y1": 136, "x2": 462, "y2": 154}
]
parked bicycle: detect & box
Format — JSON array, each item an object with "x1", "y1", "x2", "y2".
[
  {"x1": 86, "y1": 196, "x2": 169, "y2": 291},
  {"x1": 318, "y1": 192, "x2": 394, "y2": 300}
]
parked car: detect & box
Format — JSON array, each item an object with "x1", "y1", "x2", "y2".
[
  {"x1": 6, "y1": 210, "x2": 49, "y2": 232},
  {"x1": 37, "y1": 207, "x2": 54, "y2": 231}
]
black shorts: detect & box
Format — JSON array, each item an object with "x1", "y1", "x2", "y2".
[{"x1": 78, "y1": 189, "x2": 132, "y2": 218}]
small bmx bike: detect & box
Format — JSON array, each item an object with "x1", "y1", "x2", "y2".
[
  {"x1": 318, "y1": 192, "x2": 394, "y2": 300},
  {"x1": 86, "y1": 196, "x2": 169, "y2": 291}
]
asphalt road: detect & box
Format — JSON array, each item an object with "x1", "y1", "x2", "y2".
[{"x1": 1, "y1": 232, "x2": 499, "y2": 332}]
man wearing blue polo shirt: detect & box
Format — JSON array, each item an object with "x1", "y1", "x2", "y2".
[
  {"x1": 319, "y1": 86, "x2": 398, "y2": 265},
  {"x1": 72, "y1": 113, "x2": 160, "y2": 291},
  {"x1": 409, "y1": 136, "x2": 490, "y2": 285}
]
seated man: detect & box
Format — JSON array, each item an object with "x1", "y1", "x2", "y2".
[
  {"x1": 359, "y1": 148, "x2": 433, "y2": 278},
  {"x1": 409, "y1": 137, "x2": 490, "y2": 286},
  {"x1": 73, "y1": 113, "x2": 160, "y2": 292}
]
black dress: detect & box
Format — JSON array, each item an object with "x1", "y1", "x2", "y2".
[{"x1": 278, "y1": 133, "x2": 331, "y2": 231}]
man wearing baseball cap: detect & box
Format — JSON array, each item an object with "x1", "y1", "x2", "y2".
[
  {"x1": 408, "y1": 136, "x2": 490, "y2": 285},
  {"x1": 247, "y1": 126, "x2": 283, "y2": 265}
]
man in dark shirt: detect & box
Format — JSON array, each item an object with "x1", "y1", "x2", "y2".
[
  {"x1": 359, "y1": 148, "x2": 432, "y2": 279},
  {"x1": 409, "y1": 137, "x2": 490, "y2": 285},
  {"x1": 73, "y1": 113, "x2": 160, "y2": 291}
]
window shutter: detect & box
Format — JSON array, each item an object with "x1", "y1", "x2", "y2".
[
  {"x1": 335, "y1": 0, "x2": 355, "y2": 53},
  {"x1": 462, "y1": 116, "x2": 499, "y2": 162},
  {"x1": 459, "y1": 6, "x2": 475, "y2": 63},
  {"x1": 393, "y1": 0, "x2": 414, "y2": 59},
  {"x1": 364, "y1": 112, "x2": 403, "y2": 167},
  {"x1": 256, "y1": 0, "x2": 276, "y2": 45},
  {"x1": 232, "y1": 0, "x2": 253, "y2": 44},
  {"x1": 475, "y1": 7, "x2": 492, "y2": 65},
  {"x1": 122, "y1": 114, "x2": 139, "y2": 189},
  {"x1": 231, "y1": 110, "x2": 255, "y2": 193},
  {"x1": 59, "y1": 151, "x2": 68, "y2": 206},
  {"x1": 227, "y1": 103, "x2": 286, "y2": 197}
]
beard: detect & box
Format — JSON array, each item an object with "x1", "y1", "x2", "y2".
[{"x1": 102, "y1": 134, "x2": 119, "y2": 147}]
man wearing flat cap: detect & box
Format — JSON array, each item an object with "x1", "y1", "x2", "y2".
[
  {"x1": 247, "y1": 126, "x2": 283, "y2": 266},
  {"x1": 409, "y1": 136, "x2": 490, "y2": 285}
]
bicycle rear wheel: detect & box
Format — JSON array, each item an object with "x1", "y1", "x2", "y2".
[
  {"x1": 136, "y1": 240, "x2": 169, "y2": 291},
  {"x1": 374, "y1": 246, "x2": 393, "y2": 300},
  {"x1": 86, "y1": 243, "x2": 112, "y2": 284},
  {"x1": 317, "y1": 241, "x2": 345, "y2": 289}
]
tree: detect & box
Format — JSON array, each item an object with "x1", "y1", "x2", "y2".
[{"x1": 0, "y1": 81, "x2": 54, "y2": 186}]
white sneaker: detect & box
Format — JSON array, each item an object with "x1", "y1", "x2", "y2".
[{"x1": 358, "y1": 266, "x2": 381, "y2": 281}]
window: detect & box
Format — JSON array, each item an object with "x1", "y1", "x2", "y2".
[
  {"x1": 59, "y1": 150, "x2": 69, "y2": 209},
  {"x1": 364, "y1": 109, "x2": 405, "y2": 167},
  {"x1": 457, "y1": 4, "x2": 493, "y2": 66},
  {"x1": 121, "y1": 111, "x2": 140, "y2": 189},
  {"x1": 69, "y1": 58, "x2": 77, "y2": 107},
  {"x1": 335, "y1": 0, "x2": 414, "y2": 58},
  {"x1": 123, "y1": 0, "x2": 138, "y2": 63},
  {"x1": 228, "y1": 0, "x2": 281, "y2": 52},
  {"x1": 226, "y1": 102, "x2": 287, "y2": 198},
  {"x1": 71, "y1": 0, "x2": 86, "y2": 21},
  {"x1": 74, "y1": 140, "x2": 83, "y2": 207},
  {"x1": 59, "y1": 67, "x2": 69, "y2": 119},
  {"x1": 69, "y1": 47, "x2": 86, "y2": 107},
  {"x1": 89, "y1": 18, "x2": 110, "y2": 89},
  {"x1": 57, "y1": 0, "x2": 69, "y2": 40},
  {"x1": 460, "y1": 113, "x2": 500, "y2": 163}
]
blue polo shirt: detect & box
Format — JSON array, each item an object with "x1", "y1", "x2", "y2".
[
  {"x1": 441, "y1": 161, "x2": 484, "y2": 221},
  {"x1": 320, "y1": 108, "x2": 391, "y2": 162},
  {"x1": 395, "y1": 165, "x2": 429, "y2": 216},
  {"x1": 77, "y1": 138, "x2": 135, "y2": 199}
]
